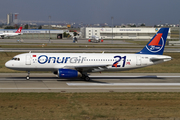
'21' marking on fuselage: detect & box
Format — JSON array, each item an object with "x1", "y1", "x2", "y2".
[{"x1": 112, "y1": 56, "x2": 126, "y2": 67}]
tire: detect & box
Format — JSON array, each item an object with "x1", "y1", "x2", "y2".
[
  {"x1": 26, "y1": 76, "x2": 30, "y2": 80},
  {"x1": 84, "y1": 76, "x2": 90, "y2": 81}
]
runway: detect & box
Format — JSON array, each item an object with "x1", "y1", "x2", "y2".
[
  {"x1": 0, "y1": 39, "x2": 180, "y2": 53},
  {"x1": 0, "y1": 73, "x2": 180, "y2": 92},
  {"x1": 0, "y1": 39, "x2": 132, "y2": 44}
]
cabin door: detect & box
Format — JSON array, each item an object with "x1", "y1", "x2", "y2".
[{"x1": 26, "y1": 55, "x2": 31, "y2": 65}]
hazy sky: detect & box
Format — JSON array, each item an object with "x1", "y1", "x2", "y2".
[{"x1": 1, "y1": 0, "x2": 180, "y2": 25}]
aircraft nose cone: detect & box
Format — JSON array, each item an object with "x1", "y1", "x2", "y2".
[{"x1": 5, "y1": 61, "x2": 12, "y2": 68}]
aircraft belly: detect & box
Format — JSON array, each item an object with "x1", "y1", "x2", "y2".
[{"x1": 16, "y1": 67, "x2": 55, "y2": 71}]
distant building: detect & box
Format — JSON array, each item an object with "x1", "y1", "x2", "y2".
[
  {"x1": 81, "y1": 27, "x2": 171, "y2": 39},
  {"x1": 7, "y1": 13, "x2": 13, "y2": 25}
]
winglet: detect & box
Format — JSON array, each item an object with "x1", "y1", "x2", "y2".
[{"x1": 136, "y1": 28, "x2": 169, "y2": 55}]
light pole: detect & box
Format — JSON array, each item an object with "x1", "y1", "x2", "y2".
[
  {"x1": 48, "y1": 16, "x2": 51, "y2": 43},
  {"x1": 111, "y1": 17, "x2": 114, "y2": 44}
]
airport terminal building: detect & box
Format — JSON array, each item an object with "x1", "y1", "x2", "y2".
[
  {"x1": 0, "y1": 27, "x2": 171, "y2": 40},
  {"x1": 81, "y1": 27, "x2": 171, "y2": 39}
]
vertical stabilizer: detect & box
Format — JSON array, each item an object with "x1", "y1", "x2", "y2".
[
  {"x1": 15, "y1": 26, "x2": 22, "y2": 33},
  {"x1": 137, "y1": 28, "x2": 169, "y2": 55}
]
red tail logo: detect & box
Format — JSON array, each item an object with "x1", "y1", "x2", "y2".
[
  {"x1": 15, "y1": 27, "x2": 22, "y2": 33},
  {"x1": 148, "y1": 33, "x2": 162, "y2": 46}
]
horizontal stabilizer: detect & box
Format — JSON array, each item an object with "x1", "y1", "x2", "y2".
[{"x1": 150, "y1": 56, "x2": 172, "y2": 62}]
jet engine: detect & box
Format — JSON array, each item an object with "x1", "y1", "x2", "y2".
[{"x1": 55, "y1": 69, "x2": 82, "y2": 78}]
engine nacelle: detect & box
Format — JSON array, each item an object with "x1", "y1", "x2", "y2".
[{"x1": 57, "y1": 69, "x2": 82, "y2": 78}]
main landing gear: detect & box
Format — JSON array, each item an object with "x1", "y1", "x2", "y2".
[
  {"x1": 81, "y1": 73, "x2": 90, "y2": 81},
  {"x1": 26, "y1": 71, "x2": 30, "y2": 80}
]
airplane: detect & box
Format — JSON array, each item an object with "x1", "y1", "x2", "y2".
[
  {"x1": 88, "y1": 35, "x2": 103, "y2": 43},
  {"x1": 5, "y1": 28, "x2": 171, "y2": 81},
  {"x1": 0, "y1": 26, "x2": 23, "y2": 39}
]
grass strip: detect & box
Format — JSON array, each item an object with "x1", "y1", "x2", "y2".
[{"x1": 0, "y1": 92, "x2": 180, "y2": 119}]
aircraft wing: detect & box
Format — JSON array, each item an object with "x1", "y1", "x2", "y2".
[{"x1": 64, "y1": 64, "x2": 111, "y2": 72}]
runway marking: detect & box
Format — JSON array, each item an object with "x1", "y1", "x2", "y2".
[{"x1": 67, "y1": 83, "x2": 180, "y2": 86}]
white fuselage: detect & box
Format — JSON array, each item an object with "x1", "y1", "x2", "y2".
[
  {"x1": 5, "y1": 53, "x2": 171, "y2": 72},
  {"x1": 0, "y1": 33, "x2": 22, "y2": 37}
]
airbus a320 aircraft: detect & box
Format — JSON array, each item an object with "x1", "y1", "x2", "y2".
[
  {"x1": 0, "y1": 26, "x2": 23, "y2": 39},
  {"x1": 5, "y1": 28, "x2": 171, "y2": 81}
]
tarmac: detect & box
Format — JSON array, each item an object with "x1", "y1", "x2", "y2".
[
  {"x1": 0, "y1": 73, "x2": 180, "y2": 93},
  {"x1": 0, "y1": 39, "x2": 132, "y2": 44},
  {"x1": 0, "y1": 39, "x2": 180, "y2": 53}
]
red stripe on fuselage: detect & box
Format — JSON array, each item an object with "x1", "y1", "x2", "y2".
[{"x1": 113, "y1": 63, "x2": 118, "y2": 68}]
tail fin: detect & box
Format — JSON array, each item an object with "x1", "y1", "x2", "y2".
[
  {"x1": 136, "y1": 28, "x2": 169, "y2": 55},
  {"x1": 15, "y1": 27, "x2": 22, "y2": 33}
]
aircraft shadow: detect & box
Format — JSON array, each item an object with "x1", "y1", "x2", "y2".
[{"x1": 4, "y1": 77, "x2": 107, "y2": 83}]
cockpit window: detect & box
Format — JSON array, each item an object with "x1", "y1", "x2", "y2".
[{"x1": 12, "y1": 57, "x2": 20, "y2": 61}]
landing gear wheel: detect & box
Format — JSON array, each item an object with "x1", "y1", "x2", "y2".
[
  {"x1": 80, "y1": 72, "x2": 91, "y2": 81},
  {"x1": 26, "y1": 76, "x2": 30, "y2": 80},
  {"x1": 26, "y1": 71, "x2": 30, "y2": 80},
  {"x1": 84, "y1": 76, "x2": 90, "y2": 81}
]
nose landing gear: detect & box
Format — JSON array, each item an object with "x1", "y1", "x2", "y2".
[{"x1": 26, "y1": 71, "x2": 30, "y2": 80}]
